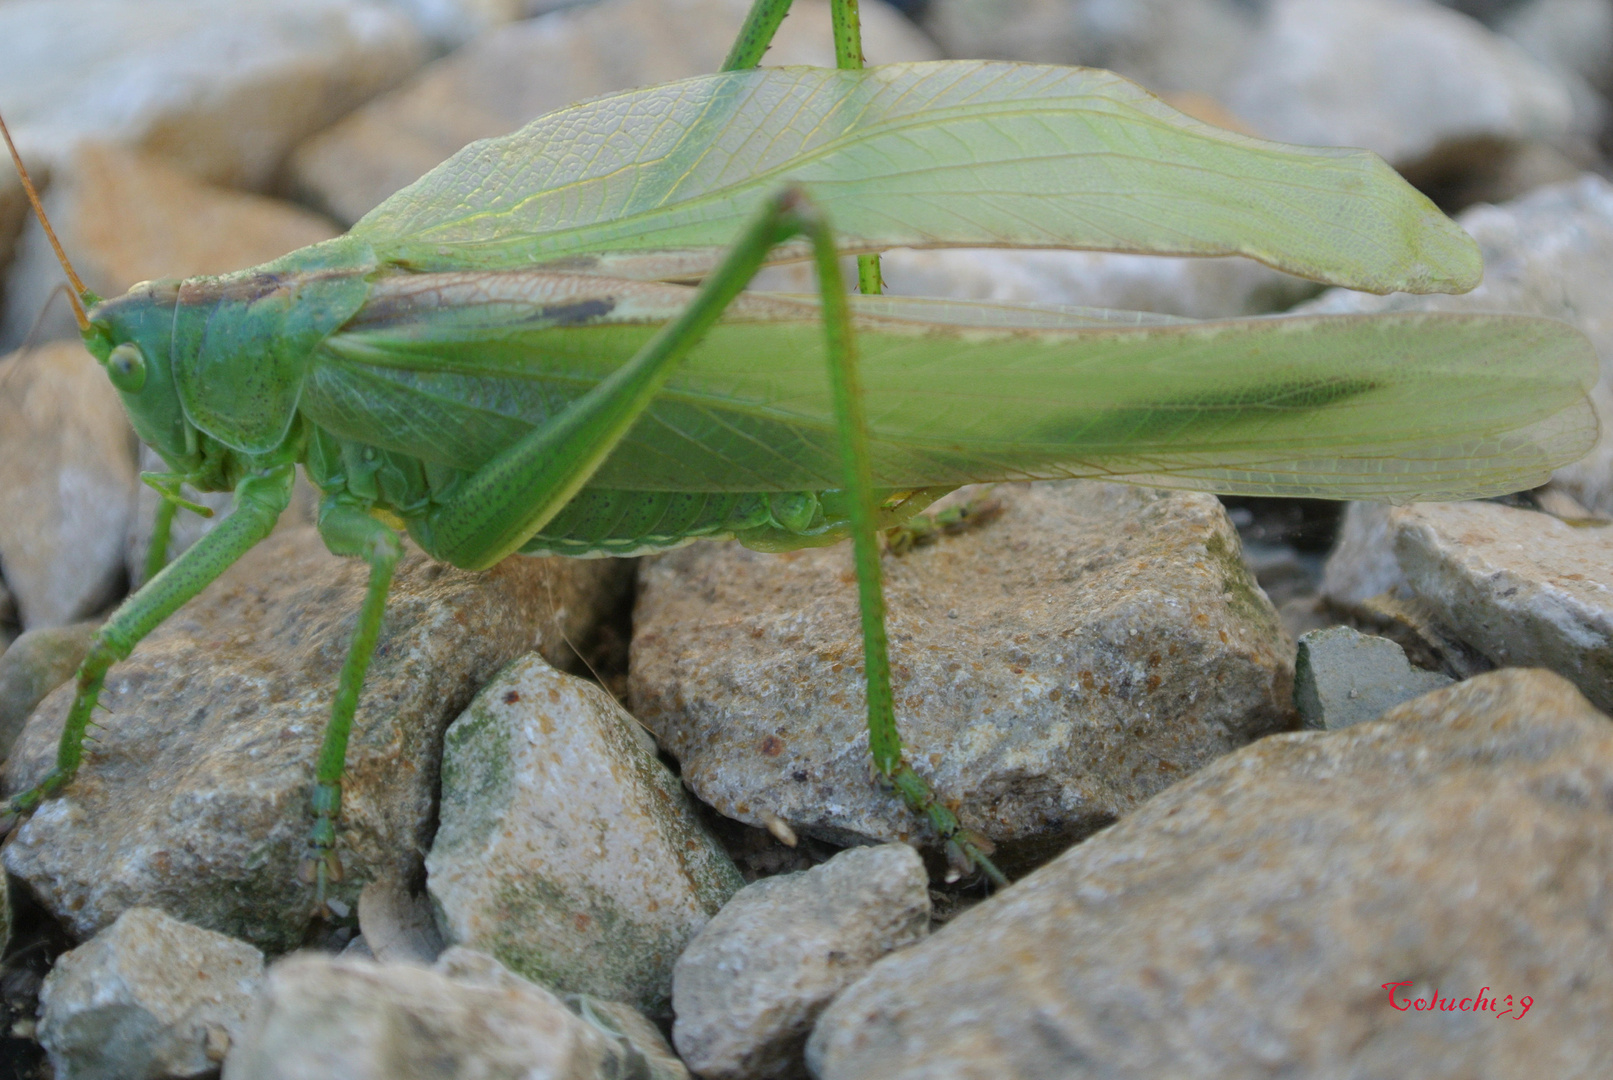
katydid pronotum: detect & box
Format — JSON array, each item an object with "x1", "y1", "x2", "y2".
[{"x1": 0, "y1": 0, "x2": 1597, "y2": 903}]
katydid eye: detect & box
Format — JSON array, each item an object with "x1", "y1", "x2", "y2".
[{"x1": 107, "y1": 342, "x2": 147, "y2": 392}]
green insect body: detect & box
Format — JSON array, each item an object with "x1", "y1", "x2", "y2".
[{"x1": 2, "y1": 0, "x2": 1601, "y2": 902}]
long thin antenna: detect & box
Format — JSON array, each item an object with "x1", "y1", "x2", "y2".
[{"x1": 0, "y1": 110, "x2": 89, "y2": 331}]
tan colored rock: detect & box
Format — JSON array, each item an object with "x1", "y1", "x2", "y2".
[
  {"x1": 2, "y1": 142, "x2": 340, "y2": 350},
  {"x1": 631, "y1": 482, "x2": 1295, "y2": 864},
  {"x1": 810, "y1": 669, "x2": 1613, "y2": 1079},
  {"x1": 426, "y1": 656, "x2": 743, "y2": 1014},
  {"x1": 0, "y1": 341, "x2": 137, "y2": 629},
  {"x1": 3, "y1": 526, "x2": 630, "y2": 953},
  {"x1": 0, "y1": 0, "x2": 424, "y2": 188},
  {"x1": 290, "y1": 0, "x2": 940, "y2": 224}
]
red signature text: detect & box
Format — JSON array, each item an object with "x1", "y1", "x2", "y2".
[{"x1": 1382, "y1": 983, "x2": 1531, "y2": 1019}]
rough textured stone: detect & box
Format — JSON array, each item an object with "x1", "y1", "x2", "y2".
[
  {"x1": 289, "y1": 0, "x2": 939, "y2": 224},
  {"x1": 0, "y1": 0, "x2": 424, "y2": 188},
  {"x1": 1, "y1": 142, "x2": 340, "y2": 352},
  {"x1": 1296, "y1": 175, "x2": 1613, "y2": 513},
  {"x1": 39, "y1": 907, "x2": 264, "y2": 1080},
  {"x1": 809, "y1": 668, "x2": 1613, "y2": 1079},
  {"x1": 1293, "y1": 625, "x2": 1452, "y2": 729},
  {"x1": 222, "y1": 952, "x2": 626, "y2": 1080},
  {"x1": 1226, "y1": 0, "x2": 1578, "y2": 171},
  {"x1": 631, "y1": 482, "x2": 1295, "y2": 864},
  {"x1": 1391, "y1": 500, "x2": 1613, "y2": 713},
  {"x1": 0, "y1": 342, "x2": 137, "y2": 630},
  {"x1": 3, "y1": 526, "x2": 629, "y2": 952},
  {"x1": 0, "y1": 621, "x2": 97, "y2": 759},
  {"x1": 427, "y1": 656, "x2": 744, "y2": 1014},
  {"x1": 672, "y1": 843, "x2": 930, "y2": 1080}
]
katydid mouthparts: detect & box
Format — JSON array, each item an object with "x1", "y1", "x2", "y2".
[{"x1": 0, "y1": 0, "x2": 1597, "y2": 908}]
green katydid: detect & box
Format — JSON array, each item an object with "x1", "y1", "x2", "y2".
[{"x1": 0, "y1": 0, "x2": 1598, "y2": 901}]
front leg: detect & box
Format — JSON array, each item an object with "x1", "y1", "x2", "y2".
[{"x1": 4, "y1": 466, "x2": 293, "y2": 820}]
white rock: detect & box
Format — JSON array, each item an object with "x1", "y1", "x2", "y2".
[
  {"x1": 426, "y1": 656, "x2": 744, "y2": 1014},
  {"x1": 0, "y1": 0, "x2": 426, "y2": 188},
  {"x1": 672, "y1": 844, "x2": 930, "y2": 1080},
  {"x1": 1226, "y1": 0, "x2": 1578, "y2": 169},
  {"x1": 40, "y1": 908, "x2": 264, "y2": 1080},
  {"x1": 0, "y1": 342, "x2": 137, "y2": 630}
]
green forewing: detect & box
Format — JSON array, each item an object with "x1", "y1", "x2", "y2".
[
  {"x1": 306, "y1": 275, "x2": 1597, "y2": 502},
  {"x1": 351, "y1": 63, "x2": 1481, "y2": 295}
]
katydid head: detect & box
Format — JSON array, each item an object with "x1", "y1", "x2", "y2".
[{"x1": 82, "y1": 281, "x2": 206, "y2": 475}]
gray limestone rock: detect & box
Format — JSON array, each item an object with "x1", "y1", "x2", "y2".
[
  {"x1": 39, "y1": 907, "x2": 264, "y2": 1080},
  {"x1": 809, "y1": 668, "x2": 1613, "y2": 1079},
  {"x1": 0, "y1": 342, "x2": 138, "y2": 631},
  {"x1": 1296, "y1": 175, "x2": 1613, "y2": 514},
  {"x1": 1392, "y1": 500, "x2": 1613, "y2": 713},
  {"x1": 426, "y1": 655, "x2": 743, "y2": 1014},
  {"x1": 289, "y1": 0, "x2": 939, "y2": 225},
  {"x1": 672, "y1": 843, "x2": 930, "y2": 1080},
  {"x1": 0, "y1": 621, "x2": 98, "y2": 759},
  {"x1": 3, "y1": 526, "x2": 628, "y2": 952},
  {"x1": 631, "y1": 482, "x2": 1295, "y2": 865},
  {"x1": 0, "y1": 0, "x2": 425, "y2": 188},
  {"x1": 222, "y1": 952, "x2": 626, "y2": 1080},
  {"x1": 1226, "y1": 0, "x2": 1579, "y2": 171},
  {"x1": 1323, "y1": 499, "x2": 1613, "y2": 709},
  {"x1": 1293, "y1": 625, "x2": 1453, "y2": 729}
]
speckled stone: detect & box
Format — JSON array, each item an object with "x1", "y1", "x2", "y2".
[
  {"x1": 631, "y1": 481, "x2": 1295, "y2": 866},
  {"x1": 223, "y1": 952, "x2": 625, "y2": 1080},
  {"x1": 427, "y1": 656, "x2": 743, "y2": 1014},
  {"x1": 4, "y1": 526, "x2": 628, "y2": 952},
  {"x1": 40, "y1": 907, "x2": 263, "y2": 1080},
  {"x1": 810, "y1": 668, "x2": 1613, "y2": 1079},
  {"x1": 672, "y1": 844, "x2": 930, "y2": 1080}
]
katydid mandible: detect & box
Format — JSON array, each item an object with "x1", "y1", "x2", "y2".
[{"x1": 0, "y1": 0, "x2": 1598, "y2": 902}]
